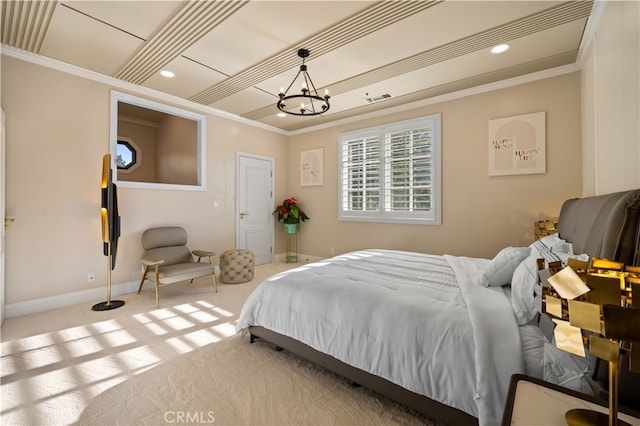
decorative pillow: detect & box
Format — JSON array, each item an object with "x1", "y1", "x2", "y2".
[
  {"x1": 535, "y1": 232, "x2": 564, "y2": 247},
  {"x1": 512, "y1": 239, "x2": 571, "y2": 325},
  {"x1": 529, "y1": 233, "x2": 571, "y2": 262},
  {"x1": 511, "y1": 236, "x2": 589, "y2": 325},
  {"x1": 481, "y1": 246, "x2": 530, "y2": 287}
]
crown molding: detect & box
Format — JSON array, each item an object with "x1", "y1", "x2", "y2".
[
  {"x1": 0, "y1": 45, "x2": 289, "y2": 136},
  {"x1": 288, "y1": 62, "x2": 580, "y2": 135},
  {"x1": 2, "y1": 44, "x2": 580, "y2": 138},
  {"x1": 576, "y1": 0, "x2": 606, "y2": 66}
]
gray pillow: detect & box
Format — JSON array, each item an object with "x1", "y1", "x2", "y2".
[{"x1": 481, "y1": 246, "x2": 531, "y2": 287}]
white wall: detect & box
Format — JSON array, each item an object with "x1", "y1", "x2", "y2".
[{"x1": 581, "y1": 0, "x2": 640, "y2": 195}]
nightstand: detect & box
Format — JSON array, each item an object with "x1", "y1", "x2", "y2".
[{"x1": 502, "y1": 374, "x2": 640, "y2": 425}]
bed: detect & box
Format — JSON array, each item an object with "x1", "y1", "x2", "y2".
[{"x1": 236, "y1": 190, "x2": 640, "y2": 425}]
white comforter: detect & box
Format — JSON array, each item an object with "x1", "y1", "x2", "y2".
[{"x1": 236, "y1": 250, "x2": 524, "y2": 425}]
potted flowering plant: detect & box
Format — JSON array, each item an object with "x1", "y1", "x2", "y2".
[{"x1": 273, "y1": 197, "x2": 309, "y2": 234}]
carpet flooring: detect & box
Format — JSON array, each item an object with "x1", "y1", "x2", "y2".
[
  {"x1": 74, "y1": 334, "x2": 436, "y2": 425},
  {"x1": 1, "y1": 262, "x2": 440, "y2": 425}
]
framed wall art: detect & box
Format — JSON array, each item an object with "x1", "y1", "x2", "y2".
[
  {"x1": 488, "y1": 111, "x2": 546, "y2": 176},
  {"x1": 300, "y1": 148, "x2": 323, "y2": 186}
]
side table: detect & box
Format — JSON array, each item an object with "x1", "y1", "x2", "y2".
[{"x1": 502, "y1": 374, "x2": 640, "y2": 425}]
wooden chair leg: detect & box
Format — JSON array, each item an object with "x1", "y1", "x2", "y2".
[
  {"x1": 191, "y1": 255, "x2": 215, "y2": 285},
  {"x1": 154, "y1": 265, "x2": 160, "y2": 308},
  {"x1": 190, "y1": 256, "x2": 204, "y2": 284},
  {"x1": 138, "y1": 266, "x2": 150, "y2": 294}
]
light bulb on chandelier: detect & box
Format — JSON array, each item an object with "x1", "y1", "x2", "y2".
[{"x1": 277, "y1": 49, "x2": 330, "y2": 116}]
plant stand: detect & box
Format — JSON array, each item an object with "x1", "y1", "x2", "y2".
[{"x1": 285, "y1": 225, "x2": 299, "y2": 263}]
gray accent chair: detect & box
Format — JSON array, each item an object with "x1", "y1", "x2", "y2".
[{"x1": 138, "y1": 226, "x2": 217, "y2": 307}]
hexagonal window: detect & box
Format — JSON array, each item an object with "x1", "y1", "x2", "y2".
[{"x1": 116, "y1": 137, "x2": 141, "y2": 173}]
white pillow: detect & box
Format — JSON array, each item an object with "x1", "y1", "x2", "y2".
[
  {"x1": 510, "y1": 253, "x2": 541, "y2": 325},
  {"x1": 529, "y1": 233, "x2": 571, "y2": 261},
  {"x1": 511, "y1": 237, "x2": 588, "y2": 325},
  {"x1": 535, "y1": 233, "x2": 564, "y2": 247},
  {"x1": 481, "y1": 246, "x2": 531, "y2": 287}
]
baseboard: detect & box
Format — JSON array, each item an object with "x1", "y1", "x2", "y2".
[
  {"x1": 3, "y1": 258, "x2": 325, "y2": 319},
  {"x1": 273, "y1": 253, "x2": 325, "y2": 264},
  {"x1": 4, "y1": 280, "x2": 140, "y2": 319}
]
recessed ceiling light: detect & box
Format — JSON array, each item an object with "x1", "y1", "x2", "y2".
[
  {"x1": 491, "y1": 44, "x2": 510, "y2": 54},
  {"x1": 277, "y1": 112, "x2": 287, "y2": 118},
  {"x1": 160, "y1": 70, "x2": 175, "y2": 78}
]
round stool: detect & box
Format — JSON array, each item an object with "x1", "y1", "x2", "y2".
[{"x1": 219, "y1": 249, "x2": 255, "y2": 284}]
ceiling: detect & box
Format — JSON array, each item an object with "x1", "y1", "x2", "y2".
[{"x1": 1, "y1": 0, "x2": 595, "y2": 133}]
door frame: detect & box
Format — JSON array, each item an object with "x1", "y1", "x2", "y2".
[
  {"x1": 1, "y1": 109, "x2": 6, "y2": 325},
  {"x1": 235, "y1": 151, "x2": 275, "y2": 263}
]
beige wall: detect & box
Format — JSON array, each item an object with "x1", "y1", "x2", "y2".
[
  {"x1": 117, "y1": 120, "x2": 157, "y2": 183},
  {"x1": 0, "y1": 55, "x2": 288, "y2": 304},
  {"x1": 286, "y1": 73, "x2": 583, "y2": 260},
  {"x1": 156, "y1": 114, "x2": 198, "y2": 185},
  {"x1": 581, "y1": 0, "x2": 640, "y2": 195}
]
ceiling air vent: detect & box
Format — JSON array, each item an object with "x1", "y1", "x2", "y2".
[{"x1": 363, "y1": 93, "x2": 392, "y2": 103}]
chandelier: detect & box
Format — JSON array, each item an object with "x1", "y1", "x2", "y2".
[{"x1": 277, "y1": 49, "x2": 330, "y2": 116}]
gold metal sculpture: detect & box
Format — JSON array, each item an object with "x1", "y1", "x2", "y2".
[
  {"x1": 543, "y1": 258, "x2": 639, "y2": 426},
  {"x1": 534, "y1": 219, "x2": 558, "y2": 240}
]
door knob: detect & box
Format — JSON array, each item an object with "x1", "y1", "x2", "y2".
[
  {"x1": 239, "y1": 212, "x2": 249, "y2": 219},
  {"x1": 4, "y1": 217, "x2": 15, "y2": 229}
]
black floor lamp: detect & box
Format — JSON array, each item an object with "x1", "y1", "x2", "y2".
[{"x1": 92, "y1": 154, "x2": 125, "y2": 311}]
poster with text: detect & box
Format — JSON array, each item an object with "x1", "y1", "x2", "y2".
[{"x1": 488, "y1": 111, "x2": 545, "y2": 176}]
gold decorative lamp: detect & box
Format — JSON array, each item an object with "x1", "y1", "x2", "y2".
[
  {"x1": 92, "y1": 154, "x2": 125, "y2": 311},
  {"x1": 544, "y1": 259, "x2": 639, "y2": 426},
  {"x1": 534, "y1": 219, "x2": 558, "y2": 240}
]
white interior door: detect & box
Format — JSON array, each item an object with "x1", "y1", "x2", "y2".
[
  {"x1": 1, "y1": 109, "x2": 6, "y2": 325},
  {"x1": 236, "y1": 153, "x2": 274, "y2": 265}
]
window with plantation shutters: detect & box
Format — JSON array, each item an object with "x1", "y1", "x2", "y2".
[{"x1": 338, "y1": 114, "x2": 441, "y2": 224}]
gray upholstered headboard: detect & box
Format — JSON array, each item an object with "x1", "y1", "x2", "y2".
[
  {"x1": 557, "y1": 189, "x2": 640, "y2": 408},
  {"x1": 557, "y1": 189, "x2": 640, "y2": 266}
]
